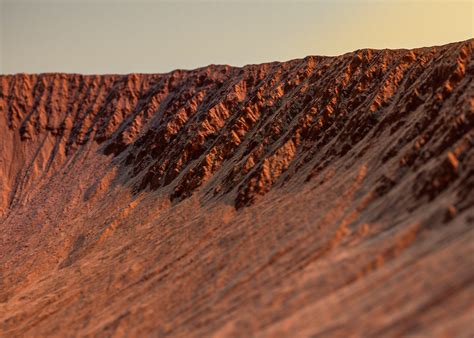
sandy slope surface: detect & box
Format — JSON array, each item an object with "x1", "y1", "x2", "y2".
[{"x1": 0, "y1": 39, "x2": 473, "y2": 337}]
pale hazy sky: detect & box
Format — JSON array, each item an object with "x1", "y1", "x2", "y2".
[{"x1": 0, "y1": 0, "x2": 472, "y2": 74}]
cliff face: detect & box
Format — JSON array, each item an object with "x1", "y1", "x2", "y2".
[{"x1": 0, "y1": 40, "x2": 473, "y2": 337}]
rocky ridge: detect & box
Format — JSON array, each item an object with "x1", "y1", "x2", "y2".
[{"x1": 0, "y1": 39, "x2": 473, "y2": 337}]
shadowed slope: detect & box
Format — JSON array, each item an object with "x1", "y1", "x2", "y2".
[{"x1": 0, "y1": 40, "x2": 473, "y2": 337}]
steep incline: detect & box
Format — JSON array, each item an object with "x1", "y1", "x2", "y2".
[{"x1": 0, "y1": 40, "x2": 473, "y2": 337}]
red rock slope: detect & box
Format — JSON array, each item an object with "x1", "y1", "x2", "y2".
[{"x1": 0, "y1": 39, "x2": 473, "y2": 337}]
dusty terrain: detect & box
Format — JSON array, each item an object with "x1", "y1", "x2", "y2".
[{"x1": 0, "y1": 39, "x2": 473, "y2": 337}]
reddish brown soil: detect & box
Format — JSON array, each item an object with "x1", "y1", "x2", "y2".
[{"x1": 0, "y1": 39, "x2": 473, "y2": 337}]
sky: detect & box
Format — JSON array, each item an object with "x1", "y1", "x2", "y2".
[{"x1": 0, "y1": 0, "x2": 472, "y2": 75}]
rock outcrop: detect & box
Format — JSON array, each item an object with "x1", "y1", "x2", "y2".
[{"x1": 0, "y1": 39, "x2": 473, "y2": 337}]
